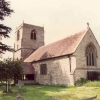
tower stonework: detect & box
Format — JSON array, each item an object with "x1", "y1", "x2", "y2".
[{"x1": 14, "y1": 23, "x2": 44, "y2": 80}]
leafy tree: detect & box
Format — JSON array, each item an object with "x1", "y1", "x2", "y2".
[
  {"x1": 0, "y1": 58, "x2": 23, "y2": 92},
  {"x1": 0, "y1": 0, "x2": 14, "y2": 53}
]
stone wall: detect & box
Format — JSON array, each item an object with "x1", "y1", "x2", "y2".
[
  {"x1": 22, "y1": 24, "x2": 44, "y2": 50},
  {"x1": 14, "y1": 23, "x2": 44, "y2": 75},
  {"x1": 74, "y1": 28, "x2": 100, "y2": 81},
  {"x1": 14, "y1": 49, "x2": 21, "y2": 59},
  {"x1": 22, "y1": 80, "x2": 34, "y2": 84},
  {"x1": 14, "y1": 23, "x2": 44, "y2": 59},
  {"x1": 33, "y1": 56, "x2": 75, "y2": 86},
  {"x1": 14, "y1": 27, "x2": 23, "y2": 59}
]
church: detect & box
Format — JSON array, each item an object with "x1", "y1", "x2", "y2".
[{"x1": 14, "y1": 22, "x2": 100, "y2": 86}]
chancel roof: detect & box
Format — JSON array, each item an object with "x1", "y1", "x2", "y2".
[{"x1": 24, "y1": 28, "x2": 88, "y2": 62}]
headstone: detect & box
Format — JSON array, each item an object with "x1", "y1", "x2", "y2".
[
  {"x1": 18, "y1": 80, "x2": 24, "y2": 88},
  {"x1": 50, "y1": 96, "x2": 60, "y2": 100},
  {"x1": 18, "y1": 80, "x2": 24, "y2": 95},
  {"x1": 15, "y1": 80, "x2": 24, "y2": 100},
  {"x1": 15, "y1": 94, "x2": 24, "y2": 100}
]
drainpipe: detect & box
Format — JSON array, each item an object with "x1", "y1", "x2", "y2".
[
  {"x1": 68, "y1": 55, "x2": 71, "y2": 73},
  {"x1": 68, "y1": 54, "x2": 75, "y2": 86}
]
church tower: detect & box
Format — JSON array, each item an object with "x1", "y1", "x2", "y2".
[{"x1": 14, "y1": 22, "x2": 44, "y2": 80}]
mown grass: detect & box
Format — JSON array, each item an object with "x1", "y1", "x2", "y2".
[
  {"x1": 0, "y1": 81, "x2": 100, "y2": 100},
  {"x1": 84, "y1": 81, "x2": 100, "y2": 87}
]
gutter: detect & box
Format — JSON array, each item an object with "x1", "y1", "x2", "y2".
[{"x1": 31, "y1": 53, "x2": 73, "y2": 63}]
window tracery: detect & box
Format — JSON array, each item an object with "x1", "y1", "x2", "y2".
[{"x1": 86, "y1": 43, "x2": 96, "y2": 66}]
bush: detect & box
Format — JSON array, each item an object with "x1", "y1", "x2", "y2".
[{"x1": 75, "y1": 78, "x2": 88, "y2": 86}]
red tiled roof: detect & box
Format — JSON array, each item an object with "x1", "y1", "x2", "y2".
[
  {"x1": 24, "y1": 29, "x2": 87, "y2": 62},
  {"x1": 23, "y1": 62, "x2": 34, "y2": 74}
]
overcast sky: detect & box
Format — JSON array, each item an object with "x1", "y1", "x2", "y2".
[{"x1": 2, "y1": 0, "x2": 100, "y2": 58}]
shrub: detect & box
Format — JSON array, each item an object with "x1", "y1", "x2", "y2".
[{"x1": 75, "y1": 78, "x2": 88, "y2": 86}]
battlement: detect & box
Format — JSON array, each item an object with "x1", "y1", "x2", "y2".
[{"x1": 15, "y1": 23, "x2": 44, "y2": 32}]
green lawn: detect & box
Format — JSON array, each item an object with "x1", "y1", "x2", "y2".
[{"x1": 0, "y1": 82, "x2": 100, "y2": 100}]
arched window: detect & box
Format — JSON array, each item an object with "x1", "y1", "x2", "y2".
[
  {"x1": 17, "y1": 30, "x2": 20, "y2": 41},
  {"x1": 31, "y1": 30, "x2": 36, "y2": 40},
  {"x1": 86, "y1": 43, "x2": 97, "y2": 66},
  {"x1": 31, "y1": 32, "x2": 33, "y2": 39}
]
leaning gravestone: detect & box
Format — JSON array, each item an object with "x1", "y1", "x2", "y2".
[{"x1": 15, "y1": 80, "x2": 24, "y2": 100}]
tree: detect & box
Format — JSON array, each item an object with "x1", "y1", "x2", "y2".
[
  {"x1": 0, "y1": 58, "x2": 23, "y2": 92},
  {"x1": 0, "y1": 0, "x2": 14, "y2": 53}
]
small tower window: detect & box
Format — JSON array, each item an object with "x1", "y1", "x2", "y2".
[
  {"x1": 31, "y1": 30, "x2": 36, "y2": 40},
  {"x1": 17, "y1": 30, "x2": 20, "y2": 41}
]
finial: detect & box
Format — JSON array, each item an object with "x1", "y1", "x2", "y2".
[
  {"x1": 87, "y1": 22, "x2": 89, "y2": 28},
  {"x1": 23, "y1": 20, "x2": 24, "y2": 23}
]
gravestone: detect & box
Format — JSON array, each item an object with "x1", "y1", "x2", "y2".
[
  {"x1": 15, "y1": 95, "x2": 24, "y2": 100},
  {"x1": 15, "y1": 80, "x2": 24, "y2": 100},
  {"x1": 50, "y1": 96, "x2": 60, "y2": 100}
]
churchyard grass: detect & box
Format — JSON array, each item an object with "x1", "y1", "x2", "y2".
[{"x1": 0, "y1": 81, "x2": 100, "y2": 100}]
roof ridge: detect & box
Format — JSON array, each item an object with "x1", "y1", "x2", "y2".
[
  {"x1": 24, "y1": 28, "x2": 87, "y2": 62},
  {"x1": 73, "y1": 28, "x2": 89, "y2": 53},
  {"x1": 40, "y1": 29, "x2": 86, "y2": 48}
]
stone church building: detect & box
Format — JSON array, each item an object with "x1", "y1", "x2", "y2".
[
  {"x1": 14, "y1": 22, "x2": 100, "y2": 86},
  {"x1": 14, "y1": 23, "x2": 44, "y2": 80}
]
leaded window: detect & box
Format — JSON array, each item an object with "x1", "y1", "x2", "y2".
[
  {"x1": 40, "y1": 64, "x2": 47, "y2": 75},
  {"x1": 86, "y1": 43, "x2": 96, "y2": 66}
]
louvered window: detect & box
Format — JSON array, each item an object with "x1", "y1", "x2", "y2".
[{"x1": 31, "y1": 30, "x2": 36, "y2": 40}]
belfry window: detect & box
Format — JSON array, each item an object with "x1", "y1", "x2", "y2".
[
  {"x1": 17, "y1": 30, "x2": 20, "y2": 41},
  {"x1": 86, "y1": 43, "x2": 96, "y2": 66},
  {"x1": 31, "y1": 30, "x2": 36, "y2": 40}
]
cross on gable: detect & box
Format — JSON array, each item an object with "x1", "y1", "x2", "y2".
[{"x1": 87, "y1": 22, "x2": 89, "y2": 29}]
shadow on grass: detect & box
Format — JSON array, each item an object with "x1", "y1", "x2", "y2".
[
  {"x1": 21, "y1": 85, "x2": 68, "y2": 100},
  {"x1": 0, "y1": 86, "x2": 18, "y2": 100},
  {"x1": 20, "y1": 85, "x2": 78, "y2": 100},
  {"x1": 0, "y1": 85, "x2": 97, "y2": 100}
]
